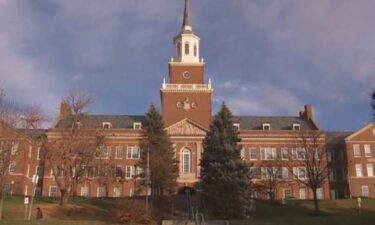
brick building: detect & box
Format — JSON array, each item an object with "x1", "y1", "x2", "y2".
[{"x1": 2, "y1": 0, "x2": 373, "y2": 201}]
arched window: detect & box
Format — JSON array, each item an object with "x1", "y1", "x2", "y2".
[
  {"x1": 182, "y1": 149, "x2": 191, "y2": 173},
  {"x1": 185, "y1": 42, "x2": 190, "y2": 55},
  {"x1": 177, "y1": 42, "x2": 181, "y2": 57},
  {"x1": 194, "y1": 44, "x2": 197, "y2": 57}
]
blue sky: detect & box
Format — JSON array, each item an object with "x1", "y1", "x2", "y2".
[{"x1": 0, "y1": 0, "x2": 374, "y2": 131}]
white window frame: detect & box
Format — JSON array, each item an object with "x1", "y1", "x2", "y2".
[
  {"x1": 353, "y1": 144, "x2": 361, "y2": 158},
  {"x1": 316, "y1": 188, "x2": 323, "y2": 200},
  {"x1": 102, "y1": 122, "x2": 112, "y2": 129},
  {"x1": 362, "y1": 185, "x2": 370, "y2": 197},
  {"x1": 233, "y1": 123, "x2": 240, "y2": 130},
  {"x1": 49, "y1": 186, "x2": 58, "y2": 197},
  {"x1": 11, "y1": 142, "x2": 19, "y2": 155},
  {"x1": 262, "y1": 123, "x2": 271, "y2": 130},
  {"x1": 292, "y1": 148, "x2": 307, "y2": 160},
  {"x1": 240, "y1": 148, "x2": 245, "y2": 160},
  {"x1": 292, "y1": 123, "x2": 301, "y2": 131},
  {"x1": 284, "y1": 189, "x2": 292, "y2": 199},
  {"x1": 97, "y1": 187, "x2": 106, "y2": 197},
  {"x1": 115, "y1": 146, "x2": 124, "y2": 159},
  {"x1": 299, "y1": 188, "x2": 307, "y2": 200},
  {"x1": 282, "y1": 167, "x2": 289, "y2": 179},
  {"x1": 250, "y1": 147, "x2": 257, "y2": 160},
  {"x1": 127, "y1": 146, "x2": 141, "y2": 159},
  {"x1": 115, "y1": 165, "x2": 123, "y2": 178},
  {"x1": 364, "y1": 144, "x2": 372, "y2": 157},
  {"x1": 261, "y1": 147, "x2": 277, "y2": 160},
  {"x1": 367, "y1": 164, "x2": 374, "y2": 177},
  {"x1": 9, "y1": 161, "x2": 16, "y2": 173},
  {"x1": 182, "y1": 149, "x2": 192, "y2": 173},
  {"x1": 133, "y1": 122, "x2": 142, "y2": 130},
  {"x1": 81, "y1": 186, "x2": 89, "y2": 197},
  {"x1": 355, "y1": 164, "x2": 363, "y2": 177},
  {"x1": 125, "y1": 166, "x2": 134, "y2": 179},
  {"x1": 293, "y1": 167, "x2": 307, "y2": 179},
  {"x1": 281, "y1": 148, "x2": 288, "y2": 160},
  {"x1": 250, "y1": 167, "x2": 257, "y2": 178},
  {"x1": 113, "y1": 187, "x2": 121, "y2": 198}
]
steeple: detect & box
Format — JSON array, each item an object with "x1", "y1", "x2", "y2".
[
  {"x1": 182, "y1": 0, "x2": 192, "y2": 31},
  {"x1": 172, "y1": 0, "x2": 202, "y2": 64}
]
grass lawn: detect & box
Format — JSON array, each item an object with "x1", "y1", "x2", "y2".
[
  {"x1": 232, "y1": 198, "x2": 375, "y2": 225},
  {"x1": 1, "y1": 196, "x2": 375, "y2": 225}
]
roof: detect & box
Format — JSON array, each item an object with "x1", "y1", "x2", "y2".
[
  {"x1": 182, "y1": 0, "x2": 191, "y2": 28},
  {"x1": 55, "y1": 115, "x2": 145, "y2": 129},
  {"x1": 232, "y1": 116, "x2": 317, "y2": 131},
  {"x1": 18, "y1": 129, "x2": 46, "y2": 140},
  {"x1": 325, "y1": 131, "x2": 352, "y2": 145}
]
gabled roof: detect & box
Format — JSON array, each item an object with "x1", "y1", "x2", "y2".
[
  {"x1": 18, "y1": 129, "x2": 46, "y2": 140},
  {"x1": 345, "y1": 122, "x2": 375, "y2": 141},
  {"x1": 55, "y1": 115, "x2": 145, "y2": 129},
  {"x1": 232, "y1": 116, "x2": 317, "y2": 131}
]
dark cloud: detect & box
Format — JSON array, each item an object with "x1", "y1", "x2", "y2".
[{"x1": 0, "y1": 0, "x2": 374, "y2": 130}]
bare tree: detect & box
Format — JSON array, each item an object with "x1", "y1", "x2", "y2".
[
  {"x1": 0, "y1": 88, "x2": 45, "y2": 220},
  {"x1": 286, "y1": 130, "x2": 329, "y2": 214},
  {"x1": 256, "y1": 155, "x2": 285, "y2": 203},
  {"x1": 45, "y1": 88, "x2": 105, "y2": 206}
]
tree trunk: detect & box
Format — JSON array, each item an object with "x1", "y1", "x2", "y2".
[
  {"x1": 312, "y1": 189, "x2": 320, "y2": 214},
  {"x1": 60, "y1": 190, "x2": 70, "y2": 206},
  {"x1": 0, "y1": 192, "x2": 4, "y2": 220}
]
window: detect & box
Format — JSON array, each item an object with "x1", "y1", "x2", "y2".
[
  {"x1": 36, "y1": 166, "x2": 44, "y2": 177},
  {"x1": 49, "y1": 186, "x2": 58, "y2": 197},
  {"x1": 329, "y1": 170, "x2": 336, "y2": 181},
  {"x1": 113, "y1": 187, "x2": 121, "y2": 198},
  {"x1": 185, "y1": 42, "x2": 190, "y2": 55},
  {"x1": 102, "y1": 122, "x2": 112, "y2": 129},
  {"x1": 327, "y1": 151, "x2": 332, "y2": 162},
  {"x1": 299, "y1": 188, "x2": 307, "y2": 200},
  {"x1": 281, "y1": 148, "x2": 288, "y2": 160},
  {"x1": 262, "y1": 123, "x2": 271, "y2": 130},
  {"x1": 125, "y1": 166, "x2": 140, "y2": 179},
  {"x1": 250, "y1": 147, "x2": 257, "y2": 160},
  {"x1": 115, "y1": 146, "x2": 124, "y2": 159},
  {"x1": 194, "y1": 44, "x2": 197, "y2": 56},
  {"x1": 9, "y1": 161, "x2": 16, "y2": 173},
  {"x1": 364, "y1": 145, "x2": 372, "y2": 157},
  {"x1": 182, "y1": 149, "x2": 191, "y2": 173},
  {"x1": 250, "y1": 167, "x2": 257, "y2": 178},
  {"x1": 11, "y1": 142, "x2": 19, "y2": 155},
  {"x1": 355, "y1": 164, "x2": 363, "y2": 177},
  {"x1": 353, "y1": 144, "x2": 361, "y2": 157},
  {"x1": 81, "y1": 186, "x2": 89, "y2": 197},
  {"x1": 317, "y1": 188, "x2": 323, "y2": 200},
  {"x1": 362, "y1": 186, "x2": 370, "y2": 197},
  {"x1": 115, "y1": 166, "x2": 123, "y2": 178},
  {"x1": 261, "y1": 167, "x2": 278, "y2": 180},
  {"x1": 282, "y1": 167, "x2": 289, "y2": 179},
  {"x1": 240, "y1": 148, "x2": 245, "y2": 160},
  {"x1": 127, "y1": 146, "x2": 140, "y2": 159},
  {"x1": 233, "y1": 123, "x2": 240, "y2": 131},
  {"x1": 284, "y1": 189, "x2": 292, "y2": 199},
  {"x1": 292, "y1": 148, "x2": 306, "y2": 160},
  {"x1": 367, "y1": 164, "x2": 374, "y2": 177},
  {"x1": 97, "y1": 187, "x2": 106, "y2": 197},
  {"x1": 133, "y1": 122, "x2": 142, "y2": 130},
  {"x1": 292, "y1": 123, "x2": 301, "y2": 131},
  {"x1": 37, "y1": 147, "x2": 45, "y2": 160},
  {"x1": 293, "y1": 167, "x2": 307, "y2": 179},
  {"x1": 261, "y1": 147, "x2": 277, "y2": 160}
]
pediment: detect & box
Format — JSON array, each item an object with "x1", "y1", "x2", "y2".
[{"x1": 166, "y1": 119, "x2": 208, "y2": 136}]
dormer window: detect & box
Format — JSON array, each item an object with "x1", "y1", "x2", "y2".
[
  {"x1": 74, "y1": 121, "x2": 83, "y2": 129},
  {"x1": 293, "y1": 123, "x2": 301, "y2": 131},
  {"x1": 102, "y1": 122, "x2": 112, "y2": 129},
  {"x1": 233, "y1": 123, "x2": 240, "y2": 131},
  {"x1": 262, "y1": 123, "x2": 271, "y2": 131},
  {"x1": 133, "y1": 122, "x2": 142, "y2": 130}
]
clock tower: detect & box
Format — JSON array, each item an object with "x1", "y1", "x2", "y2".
[{"x1": 161, "y1": 0, "x2": 212, "y2": 128}]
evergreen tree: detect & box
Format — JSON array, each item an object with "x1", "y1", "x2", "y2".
[
  {"x1": 200, "y1": 103, "x2": 252, "y2": 218},
  {"x1": 139, "y1": 105, "x2": 178, "y2": 199}
]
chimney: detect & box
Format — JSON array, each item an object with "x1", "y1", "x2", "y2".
[
  {"x1": 59, "y1": 101, "x2": 71, "y2": 120},
  {"x1": 300, "y1": 104, "x2": 313, "y2": 121}
]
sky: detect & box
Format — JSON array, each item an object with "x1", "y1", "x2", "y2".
[{"x1": 0, "y1": 0, "x2": 374, "y2": 131}]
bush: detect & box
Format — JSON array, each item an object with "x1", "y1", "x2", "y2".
[{"x1": 113, "y1": 199, "x2": 156, "y2": 225}]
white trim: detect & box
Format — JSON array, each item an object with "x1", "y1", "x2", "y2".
[
  {"x1": 345, "y1": 123, "x2": 375, "y2": 141},
  {"x1": 49, "y1": 186, "x2": 58, "y2": 197}
]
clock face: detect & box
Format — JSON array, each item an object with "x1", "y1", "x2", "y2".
[{"x1": 182, "y1": 71, "x2": 191, "y2": 79}]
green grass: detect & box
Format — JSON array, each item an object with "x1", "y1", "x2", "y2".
[
  {"x1": 1, "y1": 196, "x2": 375, "y2": 225},
  {"x1": 232, "y1": 198, "x2": 375, "y2": 225}
]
